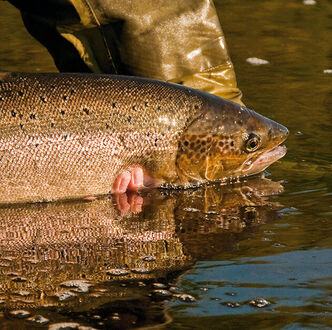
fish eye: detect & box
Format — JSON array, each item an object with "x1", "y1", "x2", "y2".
[{"x1": 245, "y1": 134, "x2": 260, "y2": 152}]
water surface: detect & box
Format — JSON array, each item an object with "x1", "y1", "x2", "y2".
[{"x1": 0, "y1": 0, "x2": 331, "y2": 329}]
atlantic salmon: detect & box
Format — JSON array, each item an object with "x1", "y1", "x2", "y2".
[{"x1": 0, "y1": 72, "x2": 288, "y2": 203}]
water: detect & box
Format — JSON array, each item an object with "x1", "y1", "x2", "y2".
[{"x1": 0, "y1": 0, "x2": 331, "y2": 329}]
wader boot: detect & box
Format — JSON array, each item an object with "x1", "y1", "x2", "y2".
[{"x1": 8, "y1": 0, "x2": 243, "y2": 104}]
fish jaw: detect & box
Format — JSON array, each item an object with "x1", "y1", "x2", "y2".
[
  {"x1": 240, "y1": 145, "x2": 287, "y2": 176},
  {"x1": 237, "y1": 110, "x2": 289, "y2": 177}
]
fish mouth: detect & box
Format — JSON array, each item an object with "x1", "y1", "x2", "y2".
[{"x1": 242, "y1": 145, "x2": 287, "y2": 176}]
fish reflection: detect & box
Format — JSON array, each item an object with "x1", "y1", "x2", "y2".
[{"x1": 0, "y1": 175, "x2": 283, "y2": 314}]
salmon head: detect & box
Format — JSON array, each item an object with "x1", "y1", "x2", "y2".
[{"x1": 176, "y1": 96, "x2": 288, "y2": 184}]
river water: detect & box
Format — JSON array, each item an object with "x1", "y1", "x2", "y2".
[{"x1": 0, "y1": 0, "x2": 331, "y2": 329}]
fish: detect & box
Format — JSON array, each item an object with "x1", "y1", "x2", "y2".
[{"x1": 0, "y1": 72, "x2": 288, "y2": 203}]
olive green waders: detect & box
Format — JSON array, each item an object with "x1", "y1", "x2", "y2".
[{"x1": 8, "y1": 0, "x2": 243, "y2": 104}]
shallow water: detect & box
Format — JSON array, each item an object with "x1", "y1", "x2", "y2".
[{"x1": 0, "y1": 0, "x2": 331, "y2": 329}]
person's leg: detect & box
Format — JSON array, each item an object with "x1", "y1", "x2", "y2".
[{"x1": 9, "y1": 0, "x2": 242, "y2": 102}]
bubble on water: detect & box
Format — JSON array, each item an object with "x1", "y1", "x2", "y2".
[
  {"x1": 225, "y1": 292, "x2": 236, "y2": 296},
  {"x1": 323, "y1": 69, "x2": 332, "y2": 74},
  {"x1": 131, "y1": 268, "x2": 151, "y2": 274},
  {"x1": 183, "y1": 207, "x2": 199, "y2": 212},
  {"x1": 27, "y1": 314, "x2": 49, "y2": 325},
  {"x1": 174, "y1": 293, "x2": 196, "y2": 302},
  {"x1": 106, "y1": 269, "x2": 129, "y2": 276},
  {"x1": 272, "y1": 242, "x2": 286, "y2": 248},
  {"x1": 9, "y1": 310, "x2": 30, "y2": 318},
  {"x1": 153, "y1": 283, "x2": 168, "y2": 289},
  {"x1": 226, "y1": 302, "x2": 240, "y2": 308},
  {"x1": 49, "y1": 322, "x2": 80, "y2": 330},
  {"x1": 246, "y1": 57, "x2": 269, "y2": 65},
  {"x1": 303, "y1": 0, "x2": 316, "y2": 5},
  {"x1": 153, "y1": 289, "x2": 172, "y2": 297},
  {"x1": 295, "y1": 131, "x2": 303, "y2": 136},
  {"x1": 249, "y1": 298, "x2": 271, "y2": 308},
  {"x1": 61, "y1": 280, "x2": 91, "y2": 293},
  {"x1": 55, "y1": 290, "x2": 76, "y2": 302}
]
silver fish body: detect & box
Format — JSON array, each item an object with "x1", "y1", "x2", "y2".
[
  {"x1": 0, "y1": 73, "x2": 204, "y2": 203},
  {"x1": 0, "y1": 72, "x2": 288, "y2": 203}
]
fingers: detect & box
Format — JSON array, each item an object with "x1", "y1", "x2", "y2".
[
  {"x1": 127, "y1": 167, "x2": 144, "y2": 191},
  {"x1": 113, "y1": 192, "x2": 144, "y2": 215},
  {"x1": 112, "y1": 166, "x2": 158, "y2": 195},
  {"x1": 128, "y1": 193, "x2": 144, "y2": 213},
  {"x1": 112, "y1": 170, "x2": 131, "y2": 193}
]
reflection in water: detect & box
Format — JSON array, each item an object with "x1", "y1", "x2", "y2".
[
  {"x1": 0, "y1": 175, "x2": 283, "y2": 328},
  {"x1": 0, "y1": 0, "x2": 331, "y2": 328}
]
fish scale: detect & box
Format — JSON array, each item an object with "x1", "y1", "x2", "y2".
[
  {"x1": 0, "y1": 72, "x2": 288, "y2": 204},
  {"x1": 0, "y1": 72, "x2": 203, "y2": 203}
]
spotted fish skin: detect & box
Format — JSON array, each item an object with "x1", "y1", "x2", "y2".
[
  {"x1": 0, "y1": 72, "x2": 206, "y2": 203},
  {"x1": 0, "y1": 73, "x2": 288, "y2": 204}
]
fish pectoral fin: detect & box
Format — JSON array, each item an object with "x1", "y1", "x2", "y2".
[
  {"x1": 204, "y1": 156, "x2": 224, "y2": 181},
  {"x1": 175, "y1": 156, "x2": 202, "y2": 185}
]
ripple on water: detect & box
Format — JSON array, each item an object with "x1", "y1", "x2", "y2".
[{"x1": 168, "y1": 249, "x2": 332, "y2": 318}]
